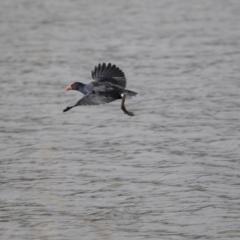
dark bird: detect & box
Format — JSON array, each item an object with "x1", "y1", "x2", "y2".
[{"x1": 63, "y1": 63, "x2": 137, "y2": 116}]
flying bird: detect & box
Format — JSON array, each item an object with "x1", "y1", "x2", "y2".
[{"x1": 63, "y1": 63, "x2": 137, "y2": 116}]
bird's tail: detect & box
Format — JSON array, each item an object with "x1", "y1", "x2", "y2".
[{"x1": 123, "y1": 89, "x2": 138, "y2": 98}]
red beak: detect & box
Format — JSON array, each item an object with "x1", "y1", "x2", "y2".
[{"x1": 65, "y1": 84, "x2": 72, "y2": 91}]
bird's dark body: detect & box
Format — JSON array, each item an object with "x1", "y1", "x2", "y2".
[
  {"x1": 80, "y1": 81, "x2": 122, "y2": 98},
  {"x1": 63, "y1": 63, "x2": 137, "y2": 116}
]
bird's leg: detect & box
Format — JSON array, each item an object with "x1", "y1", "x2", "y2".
[{"x1": 121, "y1": 94, "x2": 135, "y2": 116}]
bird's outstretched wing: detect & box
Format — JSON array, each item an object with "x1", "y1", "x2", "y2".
[
  {"x1": 91, "y1": 63, "x2": 127, "y2": 88},
  {"x1": 63, "y1": 85, "x2": 121, "y2": 112}
]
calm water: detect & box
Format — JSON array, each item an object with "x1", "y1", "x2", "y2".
[{"x1": 1, "y1": 0, "x2": 240, "y2": 239}]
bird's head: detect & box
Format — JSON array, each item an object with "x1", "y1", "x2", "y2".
[{"x1": 65, "y1": 82, "x2": 83, "y2": 91}]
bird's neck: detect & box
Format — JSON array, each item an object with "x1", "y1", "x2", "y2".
[{"x1": 75, "y1": 82, "x2": 88, "y2": 94}]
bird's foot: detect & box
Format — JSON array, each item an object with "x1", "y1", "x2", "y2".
[
  {"x1": 63, "y1": 106, "x2": 73, "y2": 112},
  {"x1": 124, "y1": 110, "x2": 135, "y2": 116}
]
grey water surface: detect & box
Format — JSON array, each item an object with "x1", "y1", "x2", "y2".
[{"x1": 1, "y1": 0, "x2": 240, "y2": 239}]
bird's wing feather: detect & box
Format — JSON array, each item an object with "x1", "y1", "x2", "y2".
[{"x1": 91, "y1": 63, "x2": 127, "y2": 88}]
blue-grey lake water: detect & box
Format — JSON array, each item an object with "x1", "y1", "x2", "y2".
[{"x1": 1, "y1": 0, "x2": 240, "y2": 239}]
